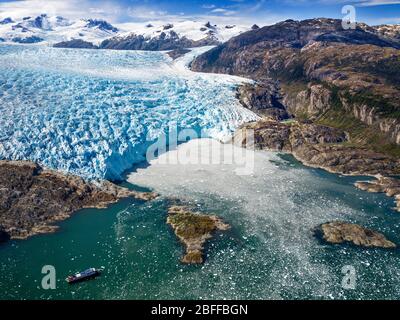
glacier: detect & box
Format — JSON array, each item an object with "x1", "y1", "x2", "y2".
[{"x1": 0, "y1": 44, "x2": 258, "y2": 180}]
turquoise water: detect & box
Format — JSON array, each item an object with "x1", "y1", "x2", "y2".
[{"x1": 1, "y1": 154, "x2": 400, "y2": 300}]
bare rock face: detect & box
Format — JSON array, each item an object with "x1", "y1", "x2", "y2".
[
  {"x1": 340, "y1": 95, "x2": 400, "y2": 146},
  {"x1": 315, "y1": 221, "x2": 396, "y2": 249},
  {"x1": 283, "y1": 84, "x2": 333, "y2": 119},
  {"x1": 355, "y1": 177, "x2": 400, "y2": 212},
  {"x1": 166, "y1": 48, "x2": 191, "y2": 60},
  {"x1": 237, "y1": 79, "x2": 289, "y2": 120},
  {"x1": 53, "y1": 39, "x2": 98, "y2": 49},
  {"x1": 167, "y1": 206, "x2": 230, "y2": 264},
  {"x1": 0, "y1": 160, "x2": 158, "y2": 241}
]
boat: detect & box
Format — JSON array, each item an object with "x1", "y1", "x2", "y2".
[{"x1": 65, "y1": 268, "x2": 103, "y2": 284}]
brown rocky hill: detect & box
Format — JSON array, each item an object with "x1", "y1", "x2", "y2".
[{"x1": 191, "y1": 18, "x2": 400, "y2": 158}]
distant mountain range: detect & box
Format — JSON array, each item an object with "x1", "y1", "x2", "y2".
[
  {"x1": 0, "y1": 14, "x2": 248, "y2": 49},
  {"x1": 0, "y1": 14, "x2": 120, "y2": 44}
]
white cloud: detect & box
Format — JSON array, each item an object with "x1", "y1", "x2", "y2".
[
  {"x1": 211, "y1": 8, "x2": 237, "y2": 16},
  {"x1": 0, "y1": 0, "x2": 288, "y2": 27},
  {"x1": 0, "y1": 0, "x2": 113, "y2": 20},
  {"x1": 0, "y1": 0, "x2": 196, "y2": 23},
  {"x1": 355, "y1": 0, "x2": 400, "y2": 6},
  {"x1": 286, "y1": 0, "x2": 400, "y2": 6},
  {"x1": 0, "y1": 2, "x2": 288, "y2": 31}
]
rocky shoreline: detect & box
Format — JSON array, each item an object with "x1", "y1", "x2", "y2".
[
  {"x1": 355, "y1": 176, "x2": 400, "y2": 212},
  {"x1": 0, "y1": 160, "x2": 158, "y2": 242},
  {"x1": 167, "y1": 205, "x2": 230, "y2": 264},
  {"x1": 233, "y1": 119, "x2": 400, "y2": 177},
  {"x1": 232, "y1": 119, "x2": 400, "y2": 212},
  {"x1": 0, "y1": 160, "x2": 231, "y2": 265}
]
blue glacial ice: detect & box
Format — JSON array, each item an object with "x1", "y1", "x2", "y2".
[{"x1": 0, "y1": 45, "x2": 258, "y2": 180}]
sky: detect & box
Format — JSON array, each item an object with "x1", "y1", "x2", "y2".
[{"x1": 0, "y1": 0, "x2": 399, "y2": 26}]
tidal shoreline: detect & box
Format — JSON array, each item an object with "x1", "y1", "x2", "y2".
[{"x1": 0, "y1": 159, "x2": 233, "y2": 266}]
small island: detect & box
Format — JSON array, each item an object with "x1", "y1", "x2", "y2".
[
  {"x1": 167, "y1": 205, "x2": 230, "y2": 264},
  {"x1": 315, "y1": 221, "x2": 396, "y2": 249}
]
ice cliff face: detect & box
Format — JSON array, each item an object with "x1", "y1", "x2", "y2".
[{"x1": 0, "y1": 45, "x2": 257, "y2": 180}]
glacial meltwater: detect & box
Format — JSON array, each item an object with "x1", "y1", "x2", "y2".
[{"x1": 1, "y1": 44, "x2": 400, "y2": 300}]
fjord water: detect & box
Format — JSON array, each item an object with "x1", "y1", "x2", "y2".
[
  {"x1": 1, "y1": 142, "x2": 400, "y2": 300},
  {"x1": 1, "y1": 45, "x2": 400, "y2": 300}
]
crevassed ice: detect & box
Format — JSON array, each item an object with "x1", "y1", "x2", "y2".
[{"x1": 0, "y1": 45, "x2": 258, "y2": 180}]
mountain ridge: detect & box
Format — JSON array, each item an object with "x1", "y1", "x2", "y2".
[{"x1": 191, "y1": 18, "x2": 400, "y2": 158}]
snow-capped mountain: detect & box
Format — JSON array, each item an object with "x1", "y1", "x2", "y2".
[
  {"x1": 374, "y1": 24, "x2": 400, "y2": 40},
  {"x1": 0, "y1": 17, "x2": 14, "y2": 25},
  {"x1": 97, "y1": 20, "x2": 248, "y2": 51},
  {"x1": 0, "y1": 14, "x2": 249, "y2": 48},
  {"x1": 0, "y1": 14, "x2": 119, "y2": 44},
  {"x1": 115, "y1": 20, "x2": 248, "y2": 44}
]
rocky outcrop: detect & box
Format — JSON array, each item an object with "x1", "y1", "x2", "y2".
[
  {"x1": 234, "y1": 119, "x2": 400, "y2": 176},
  {"x1": 340, "y1": 96, "x2": 400, "y2": 145},
  {"x1": 371, "y1": 24, "x2": 400, "y2": 41},
  {"x1": 237, "y1": 79, "x2": 289, "y2": 120},
  {"x1": 355, "y1": 177, "x2": 400, "y2": 212},
  {"x1": 98, "y1": 31, "x2": 219, "y2": 51},
  {"x1": 84, "y1": 19, "x2": 118, "y2": 33},
  {"x1": 167, "y1": 48, "x2": 191, "y2": 60},
  {"x1": 0, "y1": 17, "x2": 14, "y2": 25},
  {"x1": 283, "y1": 84, "x2": 333, "y2": 119},
  {"x1": 282, "y1": 82, "x2": 400, "y2": 146},
  {"x1": 315, "y1": 221, "x2": 396, "y2": 249},
  {"x1": 0, "y1": 160, "x2": 158, "y2": 241},
  {"x1": 167, "y1": 205, "x2": 230, "y2": 264},
  {"x1": 12, "y1": 36, "x2": 43, "y2": 43},
  {"x1": 379, "y1": 119, "x2": 400, "y2": 146},
  {"x1": 53, "y1": 39, "x2": 98, "y2": 49}
]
